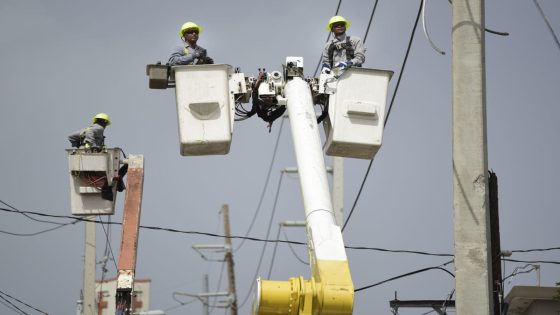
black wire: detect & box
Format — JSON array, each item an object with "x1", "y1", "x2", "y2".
[
  {"x1": 446, "y1": 0, "x2": 509, "y2": 36},
  {"x1": 512, "y1": 247, "x2": 560, "y2": 253},
  {"x1": 0, "y1": 199, "x2": 67, "y2": 226},
  {"x1": 362, "y1": 0, "x2": 380, "y2": 44},
  {"x1": 504, "y1": 258, "x2": 560, "y2": 265},
  {"x1": 3, "y1": 208, "x2": 560, "y2": 262},
  {"x1": 533, "y1": 0, "x2": 560, "y2": 50},
  {"x1": 238, "y1": 172, "x2": 284, "y2": 309},
  {"x1": 266, "y1": 225, "x2": 282, "y2": 279},
  {"x1": 313, "y1": 0, "x2": 343, "y2": 76},
  {"x1": 0, "y1": 220, "x2": 79, "y2": 236},
  {"x1": 0, "y1": 295, "x2": 27, "y2": 315},
  {"x1": 342, "y1": 0, "x2": 424, "y2": 232},
  {"x1": 234, "y1": 118, "x2": 285, "y2": 252},
  {"x1": 99, "y1": 216, "x2": 119, "y2": 272},
  {"x1": 0, "y1": 289, "x2": 47, "y2": 314},
  {"x1": 281, "y1": 227, "x2": 309, "y2": 265},
  {"x1": 0, "y1": 297, "x2": 26, "y2": 315},
  {"x1": 354, "y1": 260, "x2": 455, "y2": 292}
]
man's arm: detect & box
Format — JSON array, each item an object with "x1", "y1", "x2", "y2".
[{"x1": 350, "y1": 37, "x2": 366, "y2": 67}]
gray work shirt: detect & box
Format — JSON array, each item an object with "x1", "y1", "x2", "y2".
[
  {"x1": 168, "y1": 44, "x2": 208, "y2": 65},
  {"x1": 68, "y1": 124, "x2": 105, "y2": 150},
  {"x1": 321, "y1": 34, "x2": 366, "y2": 67}
]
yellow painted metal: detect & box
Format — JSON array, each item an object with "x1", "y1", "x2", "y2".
[{"x1": 253, "y1": 261, "x2": 353, "y2": 315}]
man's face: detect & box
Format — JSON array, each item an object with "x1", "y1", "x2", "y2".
[
  {"x1": 331, "y1": 22, "x2": 346, "y2": 36},
  {"x1": 183, "y1": 28, "x2": 199, "y2": 44}
]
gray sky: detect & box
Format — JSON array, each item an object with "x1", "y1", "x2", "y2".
[{"x1": 1, "y1": 0, "x2": 559, "y2": 314}]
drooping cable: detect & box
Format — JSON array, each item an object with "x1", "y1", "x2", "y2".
[
  {"x1": 0, "y1": 289, "x2": 48, "y2": 314},
  {"x1": 281, "y1": 227, "x2": 309, "y2": 265},
  {"x1": 354, "y1": 260, "x2": 454, "y2": 292},
  {"x1": 3, "y1": 207, "x2": 560, "y2": 261},
  {"x1": 234, "y1": 118, "x2": 285, "y2": 252},
  {"x1": 342, "y1": 0, "x2": 424, "y2": 232},
  {"x1": 446, "y1": 0, "x2": 509, "y2": 36},
  {"x1": 0, "y1": 220, "x2": 79, "y2": 236},
  {"x1": 533, "y1": 0, "x2": 560, "y2": 51},
  {"x1": 0, "y1": 199, "x2": 67, "y2": 226},
  {"x1": 421, "y1": 0, "x2": 445, "y2": 55},
  {"x1": 0, "y1": 295, "x2": 27, "y2": 315},
  {"x1": 238, "y1": 173, "x2": 284, "y2": 309},
  {"x1": 99, "y1": 216, "x2": 118, "y2": 272},
  {"x1": 313, "y1": 0, "x2": 343, "y2": 76},
  {"x1": 362, "y1": 0, "x2": 380, "y2": 44},
  {"x1": 265, "y1": 225, "x2": 282, "y2": 279}
]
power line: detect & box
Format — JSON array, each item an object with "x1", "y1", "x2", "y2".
[
  {"x1": 533, "y1": 0, "x2": 560, "y2": 51},
  {"x1": 99, "y1": 216, "x2": 118, "y2": 272},
  {"x1": 354, "y1": 260, "x2": 455, "y2": 292},
  {"x1": 238, "y1": 172, "x2": 284, "y2": 309},
  {"x1": 342, "y1": 0, "x2": 425, "y2": 232},
  {"x1": 362, "y1": 0, "x2": 380, "y2": 44},
  {"x1": 281, "y1": 227, "x2": 308, "y2": 265},
  {"x1": 0, "y1": 289, "x2": 48, "y2": 315},
  {"x1": 0, "y1": 294, "x2": 27, "y2": 315},
  {"x1": 504, "y1": 258, "x2": 560, "y2": 265},
  {"x1": 234, "y1": 118, "x2": 285, "y2": 252},
  {"x1": 2, "y1": 207, "x2": 560, "y2": 261},
  {"x1": 0, "y1": 199, "x2": 68, "y2": 226},
  {"x1": 0, "y1": 220, "x2": 79, "y2": 236}
]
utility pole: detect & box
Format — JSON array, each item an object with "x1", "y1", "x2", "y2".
[
  {"x1": 202, "y1": 274, "x2": 209, "y2": 315},
  {"x1": 452, "y1": 1, "x2": 494, "y2": 315},
  {"x1": 83, "y1": 216, "x2": 96, "y2": 315},
  {"x1": 222, "y1": 204, "x2": 238, "y2": 315}
]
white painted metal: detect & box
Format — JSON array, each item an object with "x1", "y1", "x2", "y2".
[
  {"x1": 67, "y1": 148, "x2": 121, "y2": 215},
  {"x1": 284, "y1": 77, "x2": 347, "y2": 262},
  {"x1": 324, "y1": 67, "x2": 393, "y2": 160},
  {"x1": 173, "y1": 64, "x2": 235, "y2": 156}
]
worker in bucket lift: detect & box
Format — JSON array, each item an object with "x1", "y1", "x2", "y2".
[
  {"x1": 68, "y1": 113, "x2": 110, "y2": 152},
  {"x1": 168, "y1": 21, "x2": 214, "y2": 66},
  {"x1": 321, "y1": 16, "x2": 366, "y2": 75}
]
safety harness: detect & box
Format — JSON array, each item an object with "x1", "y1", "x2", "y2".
[{"x1": 328, "y1": 36, "x2": 355, "y2": 67}]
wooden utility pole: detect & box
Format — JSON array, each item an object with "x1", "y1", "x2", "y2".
[
  {"x1": 222, "y1": 204, "x2": 238, "y2": 315},
  {"x1": 452, "y1": 1, "x2": 494, "y2": 314}
]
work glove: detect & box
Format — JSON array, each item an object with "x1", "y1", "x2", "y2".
[
  {"x1": 204, "y1": 56, "x2": 214, "y2": 64},
  {"x1": 335, "y1": 61, "x2": 353, "y2": 70},
  {"x1": 321, "y1": 63, "x2": 331, "y2": 74},
  {"x1": 85, "y1": 143, "x2": 91, "y2": 150}
]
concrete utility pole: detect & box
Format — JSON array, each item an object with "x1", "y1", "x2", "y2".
[
  {"x1": 83, "y1": 216, "x2": 96, "y2": 315},
  {"x1": 202, "y1": 274, "x2": 209, "y2": 315},
  {"x1": 452, "y1": 1, "x2": 494, "y2": 315},
  {"x1": 221, "y1": 204, "x2": 238, "y2": 315}
]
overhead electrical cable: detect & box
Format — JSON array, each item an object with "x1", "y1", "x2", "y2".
[
  {"x1": 421, "y1": 0, "x2": 446, "y2": 55},
  {"x1": 362, "y1": 0, "x2": 380, "y2": 44},
  {"x1": 0, "y1": 289, "x2": 48, "y2": 315},
  {"x1": 0, "y1": 295, "x2": 27, "y2": 315},
  {"x1": 0, "y1": 199, "x2": 67, "y2": 226},
  {"x1": 342, "y1": 0, "x2": 424, "y2": 232},
  {"x1": 354, "y1": 260, "x2": 454, "y2": 292},
  {"x1": 234, "y1": 118, "x2": 285, "y2": 252},
  {"x1": 266, "y1": 225, "x2": 282, "y2": 279},
  {"x1": 238, "y1": 173, "x2": 284, "y2": 309},
  {"x1": 533, "y1": 0, "x2": 560, "y2": 51},
  {"x1": 2, "y1": 207, "x2": 559, "y2": 262},
  {"x1": 99, "y1": 216, "x2": 118, "y2": 272},
  {"x1": 281, "y1": 227, "x2": 309, "y2": 265}
]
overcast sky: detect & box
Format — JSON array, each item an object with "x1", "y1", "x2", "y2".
[{"x1": 1, "y1": 0, "x2": 559, "y2": 314}]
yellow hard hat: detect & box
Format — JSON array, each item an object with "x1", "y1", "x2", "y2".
[
  {"x1": 179, "y1": 21, "x2": 202, "y2": 37},
  {"x1": 92, "y1": 113, "x2": 111, "y2": 126},
  {"x1": 326, "y1": 16, "x2": 350, "y2": 31}
]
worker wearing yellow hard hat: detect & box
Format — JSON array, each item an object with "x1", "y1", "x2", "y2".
[
  {"x1": 168, "y1": 21, "x2": 214, "y2": 66},
  {"x1": 68, "y1": 113, "x2": 111, "y2": 152},
  {"x1": 321, "y1": 16, "x2": 366, "y2": 74}
]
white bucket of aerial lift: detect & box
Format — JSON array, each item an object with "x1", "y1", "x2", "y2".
[
  {"x1": 173, "y1": 64, "x2": 243, "y2": 156},
  {"x1": 324, "y1": 67, "x2": 393, "y2": 159},
  {"x1": 66, "y1": 148, "x2": 121, "y2": 215}
]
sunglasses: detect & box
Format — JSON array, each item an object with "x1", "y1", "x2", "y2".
[
  {"x1": 184, "y1": 29, "x2": 199, "y2": 35},
  {"x1": 332, "y1": 22, "x2": 346, "y2": 28}
]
